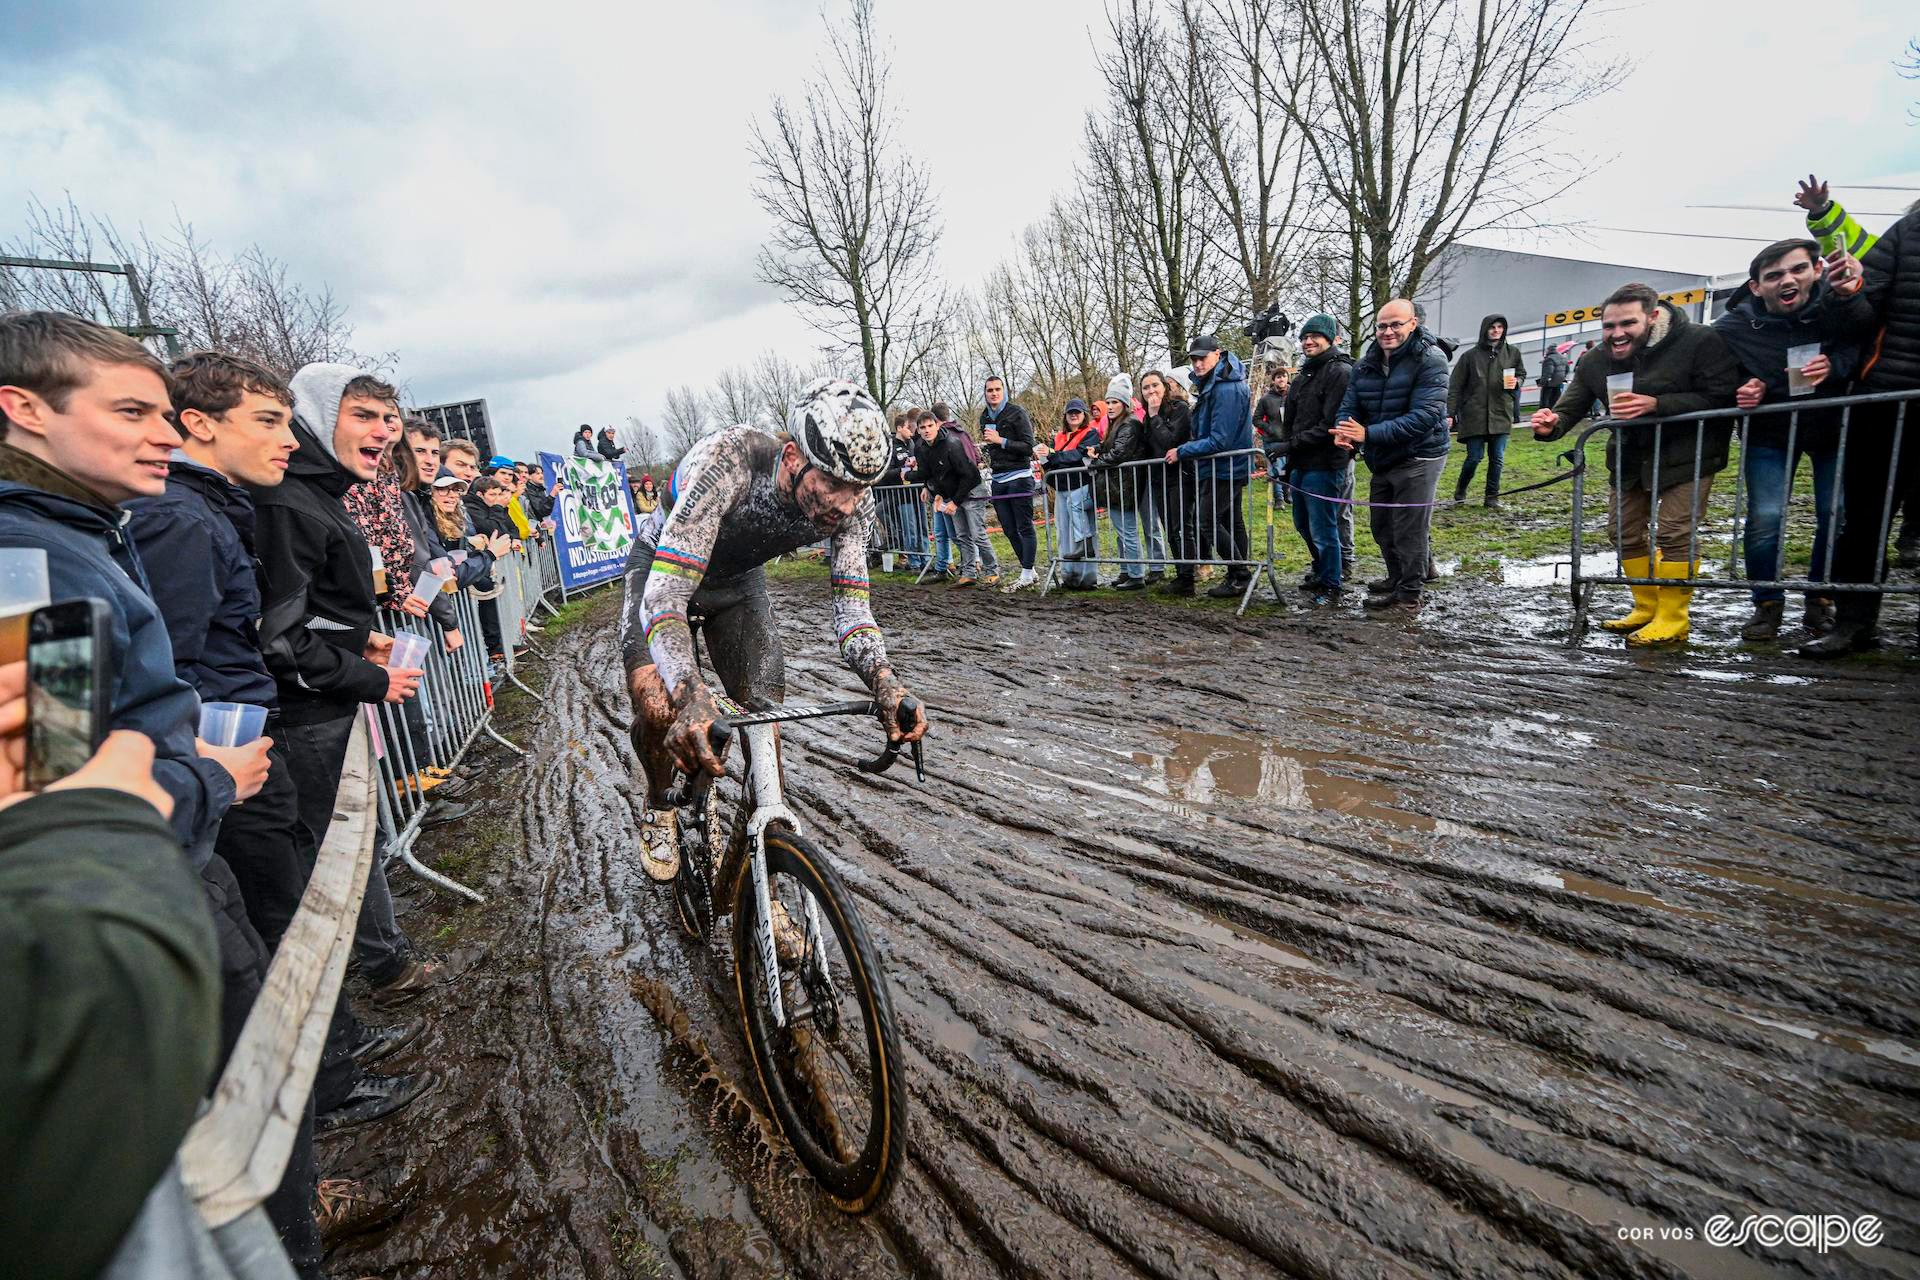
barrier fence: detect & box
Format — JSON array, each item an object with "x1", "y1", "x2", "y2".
[{"x1": 1565, "y1": 387, "x2": 1920, "y2": 641}]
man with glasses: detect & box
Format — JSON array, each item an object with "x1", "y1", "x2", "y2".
[{"x1": 1332, "y1": 300, "x2": 1451, "y2": 612}]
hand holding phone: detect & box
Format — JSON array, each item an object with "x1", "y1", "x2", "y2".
[{"x1": 26, "y1": 599, "x2": 112, "y2": 788}]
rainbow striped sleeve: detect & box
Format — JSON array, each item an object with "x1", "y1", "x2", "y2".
[
  {"x1": 830, "y1": 572, "x2": 871, "y2": 596},
  {"x1": 652, "y1": 545, "x2": 708, "y2": 580},
  {"x1": 645, "y1": 609, "x2": 691, "y2": 648},
  {"x1": 837, "y1": 621, "x2": 882, "y2": 651}
]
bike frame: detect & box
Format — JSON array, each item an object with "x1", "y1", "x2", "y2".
[{"x1": 735, "y1": 720, "x2": 835, "y2": 1030}]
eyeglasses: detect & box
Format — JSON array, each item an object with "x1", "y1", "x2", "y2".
[{"x1": 1375, "y1": 319, "x2": 1412, "y2": 333}]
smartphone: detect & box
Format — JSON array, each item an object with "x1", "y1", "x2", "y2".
[{"x1": 26, "y1": 598, "x2": 112, "y2": 788}]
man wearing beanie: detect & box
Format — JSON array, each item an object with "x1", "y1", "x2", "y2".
[
  {"x1": 1169, "y1": 336, "x2": 1254, "y2": 598},
  {"x1": 1090, "y1": 373, "x2": 1165, "y2": 588},
  {"x1": 1278, "y1": 314, "x2": 1356, "y2": 605}
]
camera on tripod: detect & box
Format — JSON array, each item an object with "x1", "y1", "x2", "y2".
[{"x1": 1242, "y1": 304, "x2": 1291, "y2": 360}]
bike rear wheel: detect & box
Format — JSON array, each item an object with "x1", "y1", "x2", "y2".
[{"x1": 733, "y1": 826, "x2": 907, "y2": 1213}]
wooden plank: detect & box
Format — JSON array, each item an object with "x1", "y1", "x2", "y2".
[{"x1": 181, "y1": 718, "x2": 378, "y2": 1227}]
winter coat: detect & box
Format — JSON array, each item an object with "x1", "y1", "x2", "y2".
[
  {"x1": 1089, "y1": 407, "x2": 1152, "y2": 510},
  {"x1": 1336, "y1": 327, "x2": 1451, "y2": 472},
  {"x1": 1141, "y1": 398, "x2": 1192, "y2": 508},
  {"x1": 125, "y1": 455, "x2": 279, "y2": 708},
  {"x1": 877, "y1": 435, "x2": 913, "y2": 489},
  {"x1": 1540, "y1": 348, "x2": 1571, "y2": 386},
  {"x1": 630, "y1": 485, "x2": 659, "y2": 515},
  {"x1": 342, "y1": 471, "x2": 416, "y2": 611},
  {"x1": 0, "y1": 444, "x2": 236, "y2": 856},
  {"x1": 572, "y1": 433, "x2": 595, "y2": 458},
  {"x1": 0, "y1": 787, "x2": 218, "y2": 1280},
  {"x1": 912, "y1": 426, "x2": 981, "y2": 503},
  {"x1": 249, "y1": 416, "x2": 392, "y2": 725},
  {"x1": 1178, "y1": 352, "x2": 1254, "y2": 481},
  {"x1": 1043, "y1": 415, "x2": 1102, "y2": 495},
  {"x1": 1254, "y1": 387, "x2": 1289, "y2": 451},
  {"x1": 1538, "y1": 301, "x2": 1742, "y2": 492},
  {"x1": 597, "y1": 436, "x2": 625, "y2": 462},
  {"x1": 1855, "y1": 207, "x2": 1920, "y2": 391},
  {"x1": 1280, "y1": 350, "x2": 1356, "y2": 473},
  {"x1": 979, "y1": 400, "x2": 1036, "y2": 480},
  {"x1": 1448, "y1": 315, "x2": 1528, "y2": 439},
  {"x1": 1712, "y1": 279, "x2": 1871, "y2": 448}
]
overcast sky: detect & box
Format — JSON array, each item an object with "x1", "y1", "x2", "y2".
[{"x1": 3, "y1": 0, "x2": 1915, "y2": 460}]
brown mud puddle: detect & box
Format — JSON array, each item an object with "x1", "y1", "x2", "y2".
[{"x1": 323, "y1": 579, "x2": 1920, "y2": 1279}]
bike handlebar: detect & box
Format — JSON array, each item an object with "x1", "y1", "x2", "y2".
[{"x1": 659, "y1": 697, "x2": 924, "y2": 808}]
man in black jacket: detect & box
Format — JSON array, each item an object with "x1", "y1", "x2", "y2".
[
  {"x1": 1280, "y1": 314, "x2": 1355, "y2": 604},
  {"x1": 253, "y1": 364, "x2": 438, "y2": 1002},
  {"x1": 914, "y1": 408, "x2": 996, "y2": 585},
  {"x1": 980, "y1": 376, "x2": 1038, "y2": 588},
  {"x1": 1803, "y1": 206, "x2": 1920, "y2": 657}
]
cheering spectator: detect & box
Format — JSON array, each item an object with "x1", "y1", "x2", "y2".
[
  {"x1": 520, "y1": 459, "x2": 556, "y2": 525},
  {"x1": 1091, "y1": 373, "x2": 1163, "y2": 589},
  {"x1": 1532, "y1": 283, "x2": 1741, "y2": 645},
  {"x1": 1803, "y1": 203, "x2": 1919, "y2": 657},
  {"x1": 1141, "y1": 370, "x2": 1193, "y2": 590},
  {"x1": 442, "y1": 437, "x2": 481, "y2": 483},
  {"x1": 251, "y1": 363, "x2": 439, "y2": 1003},
  {"x1": 1279, "y1": 314, "x2": 1356, "y2": 605},
  {"x1": 980, "y1": 375, "x2": 1039, "y2": 590},
  {"x1": 632, "y1": 469, "x2": 660, "y2": 515},
  {"x1": 597, "y1": 427, "x2": 625, "y2": 462},
  {"x1": 1170, "y1": 336, "x2": 1254, "y2": 599},
  {"x1": 1712, "y1": 238, "x2": 1867, "y2": 640},
  {"x1": 1448, "y1": 314, "x2": 1527, "y2": 507},
  {"x1": 1041, "y1": 398, "x2": 1103, "y2": 589},
  {"x1": 1335, "y1": 299, "x2": 1451, "y2": 612}
]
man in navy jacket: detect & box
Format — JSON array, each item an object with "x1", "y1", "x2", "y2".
[
  {"x1": 1335, "y1": 298, "x2": 1451, "y2": 610},
  {"x1": 1171, "y1": 337, "x2": 1254, "y2": 596}
]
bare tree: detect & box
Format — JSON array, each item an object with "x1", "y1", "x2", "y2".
[
  {"x1": 748, "y1": 0, "x2": 948, "y2": 407},
  {"x1": 1273, "y1": 0, "x2": 1613, "y2": 336},
  {"x1": 1, "y1": 194, "x2": 390, "y2": 376},
  {"x1": 620, "y1": 414, "x2": 662, "y2": 476},
  {"x1": 707, "y1": 363, "x2": 760, "y2": 427},
  {"x1": 659, "y1": 385, "x2": 713, "y2": 462},
  {"x1": 1082, "y1": 0, "x2": 1238, "y2": 364},
  {"x1": 749, "y1": 348, "x2": 822, "y2": 424}
]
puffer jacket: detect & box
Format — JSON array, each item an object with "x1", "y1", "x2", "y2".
[
  {"x1": 1178, "y1": 352, "x2": 1253, "y2": 481},
  {"x1": 1280, "y1": 350, "x2": 1355, "y2": 473},
  {"x1": 1336, "y1": 327, "x2": 1451, "y2": 472},
  {"x1": 1712, "y1": 278, "x2": 1871, "y2": 448},
  {"x1": 1856, "y1": 207, "x2": 1920, "y2": 391},
  {"x1": 1538, "y1": 301, "x2": 1742, "y2": 491},
  {"x1": 1448, "y1": 314, "x2": 1527, "y2": 439}
]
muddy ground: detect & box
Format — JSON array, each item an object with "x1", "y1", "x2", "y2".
[{"x1": 321, "y1": 574, "x2": 1920, "y2": 1280}]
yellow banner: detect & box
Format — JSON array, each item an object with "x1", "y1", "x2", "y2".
[{"x1": 1545, "y1": 287, "x2": 1706, "y2": 328}]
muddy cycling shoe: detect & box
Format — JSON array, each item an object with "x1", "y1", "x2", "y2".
[
  {"x1": 640, "y1": 807, "x2": 681, "y2": 882},
  {"x1": 348, "y1": 1016, "x2": 425, "y2": 1067},
  {"x1": 369, "y1": 959, "x2": 447, "y2": 1009},
  {"x1": 315, "y1": 1071, "x2": 435, "y2": 1134}
]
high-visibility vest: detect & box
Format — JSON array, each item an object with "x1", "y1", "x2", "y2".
[{"x1": 1808, "y1": 201, "x2": 1878, "y2": 258}]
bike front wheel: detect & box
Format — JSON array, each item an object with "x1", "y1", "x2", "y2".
[{"x1": 733, "y1": 826, "x2": 907, "y2": 1213}]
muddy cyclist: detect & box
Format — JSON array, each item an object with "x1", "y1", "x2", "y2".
[{"x1": 620, "y1": 379, "x2": 930, "y2": 877}]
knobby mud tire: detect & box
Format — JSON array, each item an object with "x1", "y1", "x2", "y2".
[{"x1": 733, "y1": 827, "x2": 907, "y2": 1214}]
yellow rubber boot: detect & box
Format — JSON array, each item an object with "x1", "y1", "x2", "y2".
[
  {"x1": 1628, "y1": 558, "x2": 1697, "y2": 646},
  {"x1": 1600, "y1": 555, "x2": 1657, "y2": 632}
]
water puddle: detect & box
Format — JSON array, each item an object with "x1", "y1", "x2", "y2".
[
  {"x1": 1130, "y1": 730, "x2": 1470, "y2": 837},
  {"x1": 1733, "y1": 1012, "x2": 1920, "y2": 1070}
]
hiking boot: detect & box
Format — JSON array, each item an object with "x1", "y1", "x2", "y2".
[
  {"x1": 315, "y1": 1072, "x2": 436, "y2": 1135},
  {"x1": 979, "y1": 573, "x2": 1000, "y2": 587},
  {"x1": 1160, "y1": 576, "x2": 1196, "y2": 597},
  {"x1": 1206, "y1": 577, "x2": 1251, "y2": 598},
  {"x1": 419, "y1": 800, "x2": 478, "y2": 829},
  {"x1": 1298, "y1": 572, "x2": 1325, "y2": 590},
  {"x1": 1363, "y1": 590, "x2": 1401, "y2": 611},
  {"x1": 1112, "y1": 576, "x2": 1147, "y2": 591},
  {"x1": 369, "y1": 959, "x2": 447, "y2": 1009},
  {"x1": 314, "y1": 1177, "x2": 407, "y2": 1244},
  {"x1": 1801, "y1": 597, "x2": 1836, "y2": 635},
  {"x1": 639, "y1": 808, "x2": 680, "y2": 882},
  {"x1": 1367, "y1": 577, "x2": 1394, "y2": 592},
  {"x1": 1741, "y1": 600, "x2": 1785, "y2": 642},
  {"x1": 951, "y1": 575, "x2": 976, "y2": 588},
  {"x1": 348, "y1": 1016, "x2": 425, "y2": 1067},
  {"x1": 1800, "y1": 623, "x2": 1879, "y2": 659},
  {"x1": 1484, "y1": 495, "x2": 1502, "y2": 509},
  {"x1": 1386, "y1": 593, "x2": 1423, "y2": 613},
  {"x1": 1309, "y1": 588, "x2": 1345, "y2": 608}
]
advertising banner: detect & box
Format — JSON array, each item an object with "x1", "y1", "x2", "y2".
[{"x1": 537, "y1": 451, "x2": 637, "y2": 591}]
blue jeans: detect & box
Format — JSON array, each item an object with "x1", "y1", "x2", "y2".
[
  {"x1": 1112, "y1": 488, "x2": 1167, "y2": 579},
  {"x1": 1744, "y1": 439, "x2": 1841, "y2": 604},
  {"x1": 931, "y1": 509, "x2": 954, "y2": 573},
  {"x1": 1289, "y1": 468, "x2": 1346, "y2": 590},
  {"x1": 1058, "y1": 487, "x2": 1099, "y2": 586},
  {"x1": 1457, "y1": 433, "x2": 1508, "y2": 497},
  {"x1": 894, "y1": 497, "x2": 926, "y2": 568}
]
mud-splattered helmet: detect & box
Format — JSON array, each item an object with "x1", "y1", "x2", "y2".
[{"x1": 788, "y1": 378, "x2": 890, "y2": 486}]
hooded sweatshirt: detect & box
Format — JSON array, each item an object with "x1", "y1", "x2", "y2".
[
  {"x1": 1447, "y1": 314, "x2": 1527, "y2": 439},
  {"x1": 1712, "y1": 278, "x2": 1868, "y2": 448},
  {"x1": 0, "y1": 444, "x2": 236, "y2": 856},
  {"x1": 249, "y1": 363, "x2": 392, "y2": 724}
]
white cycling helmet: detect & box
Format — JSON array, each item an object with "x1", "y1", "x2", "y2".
[{"x1": 788, "y1": 378, "x2": 890, "y2": 485}]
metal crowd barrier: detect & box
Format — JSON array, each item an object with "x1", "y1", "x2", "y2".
[
  {"x1": 1565, "y1": 387, "x2": 1920, "y2": 641},
  {"x1": 1038, "y1": 447, "x2": 1283, "y2": 615},
  {"x1": 870, "y1": 480, "x2": 937, "y2": 580}
]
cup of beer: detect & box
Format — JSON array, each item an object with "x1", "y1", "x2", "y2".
[
  {"x1": 369, "y1": 545, "x2": 388, "y2": 598},
  {"x1": 0, "y1": 548, "x2": 51, "y2": 664},
  {"x1": 1502, "y1": 370, "x2": 1518, "y2": 391},
  {"x1": 1786, "y1": 343, "x2": 1821, "y2": 398},
  {"x1": 1605, "y1": 372, "x2": 1635, "y2": 414}
]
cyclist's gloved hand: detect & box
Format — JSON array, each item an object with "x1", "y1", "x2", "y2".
[
  {"x1": 666, "y1": 682, "x2": 728, "y2": 780},
  {"x1": 875, "y1": 674, "x2": 928, "y2": 745}
]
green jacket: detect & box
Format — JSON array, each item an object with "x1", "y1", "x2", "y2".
[
  {"x1": 1448, "y1": 314, "x2": 1527, "y2": 439},
  {"x1": 0, "y1": 789, "x2": 218, "y2": 1280},
  {"x1": 1539, "y1": 301, "x2": 1741, "y2": 493},
  {"x1": 1807, "y1": 199, "x2": 1878, "y2": 259}
]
